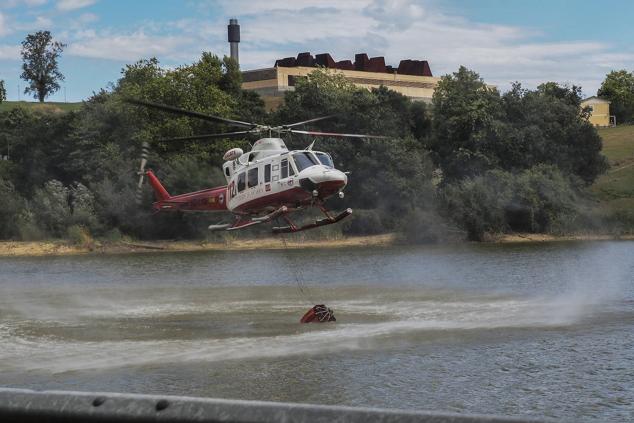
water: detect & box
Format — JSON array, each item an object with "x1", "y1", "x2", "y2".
[{"x1": 1, "y1": 241, "x2": 633, "y2": 421}]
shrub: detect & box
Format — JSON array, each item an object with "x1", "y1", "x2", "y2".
[
  {"x1": 441, "y1": 165, "x2": 584, "y2": 240},
  {"x1": 31, "y1": 180, "x2": 71, "y2": 237},
  {"x1": 0, "y1": 178, "x2": 25, "y2": 239},
  {"x1": 341, "y1": 209, "x2": 384, "y2": 235},
  {"x1": 398, "y1": 207, "x2": 458, "y2": 244},
  {"x1": 67, "y1": 224, "x2": 94, "y2": 248}
]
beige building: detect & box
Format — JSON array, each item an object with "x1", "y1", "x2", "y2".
[
  {"x1": 581, "y1": 96, "x2": 613, "y2": 127},
  {"x1": 242, "y1": 52, "x2": 440, "y2": 111}
]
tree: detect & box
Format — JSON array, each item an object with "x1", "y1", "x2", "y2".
[
  {"x1": 429, "y1": 66, "x2": 504, "y2": 181},
  {"x1": 0, "y1": 80, "x2": 6, "y2": 103},
  {"x1": 20, "y1": 31, "x2": 66, "y2": 102},
  {"x1": 597, "y1": 70, "x2": 634, "y2": 124},
  {"x1": 430, "y1": 67, "x2": 607, "y2": 185}
]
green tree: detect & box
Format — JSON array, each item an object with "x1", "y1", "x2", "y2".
[
  {"x1": 597, "y1": 70, "x2": 634, "y2": 124},
  {"x1": 430, "y1": 67, "x2": 607, "y2": 185},
  {"x1": 442, "y1": 165, "x2": 583, "y2": 240},
  {"x1": 429, "y1": 66, "x2": 504, "y2": 181},
  {"x1": 501, "y1": 82, "x2": 607, "y2": 185},
  {"x1": 0, "y1": 179, "x2": 25, "y2": 239},
  {"x1": 20, "y1": 31, "x2": 66, "y2": 102}
]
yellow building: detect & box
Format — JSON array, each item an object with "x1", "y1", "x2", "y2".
[
  {"x1": 242, "y1": 52, "x2": 440, "y2": 111},
  {"x1": 581, "y1": 96, "x2": 613, "y2": 127}
]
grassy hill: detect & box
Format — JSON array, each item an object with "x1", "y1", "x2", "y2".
[
  {"x1": 0, "y1": 100, "x2": 82, "y2": 113},
  {"x1": 592, "y1": 125, "x2": 634, "y2": 230}
]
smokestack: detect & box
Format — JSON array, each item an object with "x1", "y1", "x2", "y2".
[{"x1": 228, "y1": 18, "x2": 240, "y2": 66}]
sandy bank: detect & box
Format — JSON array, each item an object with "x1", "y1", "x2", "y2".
[
  {"x1": 0, "y1": 234, "x2": 397, "y2": 257},
  {"x1": 495, "y1": 233, "x2": 634, "y2": 243},
  {"x1": 1, "y1": 232, "x2": 632, "y2": 257}
]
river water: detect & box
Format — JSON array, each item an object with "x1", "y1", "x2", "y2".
[{"x1": 0, "y1": 241, "x2": 633, "y2": 421}]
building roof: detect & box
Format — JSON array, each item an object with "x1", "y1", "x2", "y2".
[
  {"x1": 581, "y1": 96, "x2": 611, "y2": 104},
  {"x1": 272, "y1": 51, "x2": 433, "y2": 77}
]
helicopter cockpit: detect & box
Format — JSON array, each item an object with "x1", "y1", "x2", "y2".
[{"x1": 292, "y1": 151, "x2": 334, "y2": 171}]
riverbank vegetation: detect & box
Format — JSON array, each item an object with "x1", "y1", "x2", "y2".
[{"x1": 0, "y1": 52, "x2": 631, "y2": 245}]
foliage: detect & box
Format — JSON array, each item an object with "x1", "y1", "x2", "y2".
[
  {"x1": 597, "y1": 70, "x2": 634, "y2": 124},
  {"x1": 0, "y1": 179, "x2": 25, "y2": 239},
  {"x1": 20, "y1": 31, "x2": 66, "y2": 102},
  {"x1": 430, "y1": 67, "x2": 607, "y2": 185},
  {"x1": 0, "y1": 58, "x2": 620, "y2": 242},
  {"x1": 442, "y1": 165, "x2": 584, "y2": 240},
  {"x1": 31, "y1": 180, "x2": 71, "y2": 236},
  {"x1": 429, "y1": 66, "x2": 504, "y2": 180},
  {"x1": 0, "y1": 80, "x2": 5, "y2": 103}
]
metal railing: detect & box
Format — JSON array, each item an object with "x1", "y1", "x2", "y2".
[{"x1": 0, "y1": 387, "x2": 557, "y2": 423}]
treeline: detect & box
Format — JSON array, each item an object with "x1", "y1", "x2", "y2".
[{"x1": 0, "y1": 53, "x2": 614, "y2": 243}]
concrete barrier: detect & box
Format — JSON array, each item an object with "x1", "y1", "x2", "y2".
[{"x1": 0, "y1": 387, "x2": 555, "y2": 423}]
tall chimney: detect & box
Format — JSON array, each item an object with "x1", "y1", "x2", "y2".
[{"x1": 227, "y1": 18, "x2": 240, "y2": 66}]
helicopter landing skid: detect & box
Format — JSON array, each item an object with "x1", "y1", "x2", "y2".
[{"x1": 272, "y1": 208, "x2": 352, "y2": 234}]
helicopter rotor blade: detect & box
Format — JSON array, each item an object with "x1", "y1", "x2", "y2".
[
  {"x1": 290, "y1": 129, "x2": 389, "y2": 139},
  {"x1": 157, "y1": 130, "x2": 256, "y2": 143},
  {"x1": 136, "y1": 141, "x2": 150, "y2": 204},
  {"x1": 276, "y1": 115, "x2": 337, "y2": 129},
  {"x1": 124, "y1": 98, "x2": 261, "y2": 129}
]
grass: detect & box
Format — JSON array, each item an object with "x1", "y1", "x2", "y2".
[
  {"x1": 592, "y1": 125, "x2": 634, "y2": 229},
  {"x1": 0, "y1": 100, "x2": 82, "y2": 113}
]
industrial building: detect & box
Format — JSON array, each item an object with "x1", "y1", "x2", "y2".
[
  {"x1": 227, "y1": 19, "x2": 440, "y2": 110},
  {"x1": 242, "y1": 53, "x2": 440, "y2": 110},
  {"x1": 580, "y1": 96, "x2": 614, "y2": 127}
]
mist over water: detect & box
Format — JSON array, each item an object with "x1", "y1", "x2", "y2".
[{"x1": 1, "y1": 241, "x2": 633, "y2": 421}]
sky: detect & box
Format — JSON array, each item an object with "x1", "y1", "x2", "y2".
[{"x1": 1, "y1": 0, "x2": 633, "y2": 102}]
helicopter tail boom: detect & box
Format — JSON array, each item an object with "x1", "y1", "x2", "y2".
[{"x1": 146, "y1": 170, "x2": 171, "y2": 201}]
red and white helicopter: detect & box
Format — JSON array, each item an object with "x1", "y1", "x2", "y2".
[{"x1": 130, "y1": 99, "x2": 386, "y2": 233}]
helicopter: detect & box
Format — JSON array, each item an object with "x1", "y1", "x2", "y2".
[{"x1": 129, "y1": 99, "x2": 387, "y2": 233}]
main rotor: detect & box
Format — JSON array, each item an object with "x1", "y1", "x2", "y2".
[{"x1": 125, "y1": 98, "x2": 387, "y2": 143}]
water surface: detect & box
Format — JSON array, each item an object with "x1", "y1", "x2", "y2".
[{"x1": 1, "y1": 241, "x2": 633, "y2": 421}]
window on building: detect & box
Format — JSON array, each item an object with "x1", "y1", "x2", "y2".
[
  {"x1": 264, "y1": 164, "x2": 271, "y2": 182},
  {"x1": 237, "y1": 172, "x2": 246, "y2": 192},
  {"x1": 248, "y1": 167, "x2": 258, "y2": 188}
]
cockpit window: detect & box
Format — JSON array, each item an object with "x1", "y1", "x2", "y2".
[
  {"x1": 292, "y1": 152, "x2": 319, "y2": 172},
  {"x1": 315, "y1": 152, "x2": 334, "y2": 168}
]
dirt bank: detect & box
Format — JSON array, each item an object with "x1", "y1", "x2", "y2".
[{"x1": 0, "y1": 234, "x2": 397, "y2": 257}]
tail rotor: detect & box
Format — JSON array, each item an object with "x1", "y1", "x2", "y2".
[{"x1": 136, "y1": 141, "x2": 150, "y2": 204}]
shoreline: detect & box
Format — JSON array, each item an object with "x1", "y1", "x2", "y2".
[
  {"x1": 0, "y1": 234, "x2": 397, "y2": 257},
  {"x1": 0, "y1": 233, "x2": 632, "y2": 257}
]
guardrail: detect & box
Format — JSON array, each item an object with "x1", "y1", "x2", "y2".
[{"x1": 0, "y1": 387, "x2": 554, "y2": 423}]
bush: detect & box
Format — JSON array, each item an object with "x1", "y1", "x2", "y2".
[
  {"x1": 67, "y1": 224, "x2": 94, "y2": 248},
  {"x1": 0, "y1": 178, "x2": 25, "y2": 239},
  {"x1": 16, "y1": 208, "x2": 45, "y2": 241},
  {"x1": 441, "y1": 165, "x2": 584, "y2": 240},
  {"x1": 341, "y1": 209, "x2": 384, "y2": 235},
  {"x1": 398, "y1": 207, "x2": 458, "y2": 244},
  {"x1": 31, "y1": 180, "x2": 71, "y2": 237}
]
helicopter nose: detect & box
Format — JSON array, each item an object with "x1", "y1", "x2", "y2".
[{"x1": 299, "y1": 167, "x2": 347, "y2": 198}]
